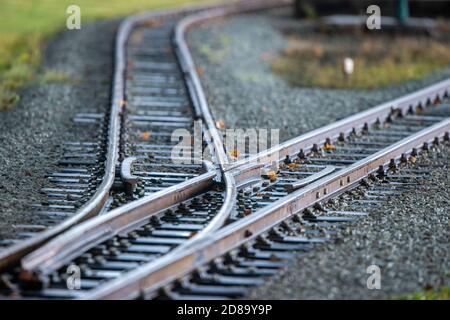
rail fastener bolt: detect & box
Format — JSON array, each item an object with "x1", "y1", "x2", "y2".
[
  {"x1": 388, "y1": 159, "x2": 397, "y2": 172},
  {"x1": 377, "y1": 165, "x2": 386, "y2": 178},
  {"x1": 297, "y1": 149, "x2": 306, "y2": 160},
  {"x1": 400, "y1": 153, "x2": 408, "y2": 164},
  {"x1": 433, "y1": 137, "x2": 440, "y2": 146}
]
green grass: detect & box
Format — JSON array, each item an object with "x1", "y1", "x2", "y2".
[
  {"x1": 0, "y1": 0, "x2": 213, "y2": 110},
  {"x1": 396, "y1": 286, "x2": 450, "y2": 300},
  {"x1": 271, "y1": 34, "x2": 450, "y2": 90}
]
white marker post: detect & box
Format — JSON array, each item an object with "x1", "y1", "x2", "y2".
[{"x1": 342, "y1": 57, "x2": 354, "y2": 83}]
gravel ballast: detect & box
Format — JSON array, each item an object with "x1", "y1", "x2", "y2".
[
  {"x1": 0, "y1": 20, "x2": 119, "y2": 239},
  {"x1": 187, "y1": 8, "x2": 450, "y2": 143},
  {"x1": 248, "y1": 144, "x2": 449, "y2": 299}
]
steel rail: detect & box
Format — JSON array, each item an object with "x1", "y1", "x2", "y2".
[
  {"x1": 172, "y1": 0, "x2": 294, "y2": 243},
  {"x1": 20, "y1": 171, "x2": 216, "y2": 280},
  {"x1": 172, "y1": 5, "x2": 233, "y2": 243},
  {"x1": 226, "y1": 79, "x2": 450, "y2": 173},
  {"x1": 174, "y1": 0, "x2": 293, "y2": 169},
  {"x1": 82, "y1": 118, "x2": 450, "y2": 299},
  {"x1": 15, "y1": 4, "x2": 219, "y2": 280},
  {"x1": 76, "y1": 6, "x2": 447, "y2": 298},
  {"x1": 17, "y1": 0, "x2": 288, "y2": 282}
]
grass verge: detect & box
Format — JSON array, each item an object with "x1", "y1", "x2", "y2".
[
  {"x1": 0, "y1": 0, "x2": 212, "y2": 111},
  {"x1": 271, "y1": 32, "x2": 450, "y2": 90}
]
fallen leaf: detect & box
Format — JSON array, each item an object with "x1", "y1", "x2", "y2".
[
  {"x1": 139, "y1": 131, "x2": 151, "y2": 141},
  {"x1": 267, "y1": 170, "x2": 277, "y2": 182},
  {"x1": 216, "y1": 119, "x2": 226, "y2": 129},
  {"x1": 322, "y1": 142, "x2": 336, "y2": 151},
  {"x1": 229, "y1": 149, "x2": 240, "y2": 159},
  {"x1": 196, "y1": 66, "x2": 205, "y2": 75}
]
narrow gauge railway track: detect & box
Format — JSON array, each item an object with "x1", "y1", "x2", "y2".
[
  {"x1": 0, "y1": 1, "x2": 227, "y2": 272},
  {"x1": 0, "y1": 0, "x2": 447, "y2": 300},
  {"x1": 0, "y1": 4, "x2": 209, "y2": 273},
  {"x1": 0, "y1": 0, "x2": 293, "y2": 297},
  {"x1": 152, "y1": 144, "x2": 450, "y2": 299},
  {"x1": 1, "y1": 80, "x2": 448, "y2": 299},
  {"x1": 82, "y1": 94, "x2": 449, "y2": 300}
]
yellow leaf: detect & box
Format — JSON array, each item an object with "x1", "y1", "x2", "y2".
[
  {"x1": 267, "y1": 170, "x2": 277, "y2": 182},
  {"x1": 139, "y1": 131, "x2": 151, "y2": 141},
  {"x1": 196, "y1": 66, "x2": 205, "y2": 75},
  {"x1": 216, "y1": 119, "x2": 226, "y2": 129},
  {"x1": 229, "y1": 149, "x2": 240, "y2": 159},
  {"x1": 322, "y1": 142, "x2": 336, "y2": 151}
]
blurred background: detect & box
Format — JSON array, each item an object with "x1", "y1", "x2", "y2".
[{"x1": 0, "y1": 0, "x2": 209, "y2": 111}]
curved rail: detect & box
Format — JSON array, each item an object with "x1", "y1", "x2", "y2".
[
  {"x1": 172, "y1": 0, "x2": 294, "y2": 243},
  {"x1": 0, "y1": 1, "x2": 221, "y2": 271},
  {"x1": 172, "y1": 7, "x2": 233, "y2": 241},
  {"x1": 17, "y1": 4, "x2": 217, "y2": 281},
  {"x1": 17, "y1": 0, "x2": 290, "y2": 282},
  {"x1": 60, "y1": 7, "x2": 450, "y2": 298},
  {"x1": 0, "y1": 7, "x2": 127, "y2": 271},
  {"x1": 0, "y1": 0, "x2": 235, "y2": 274}
]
